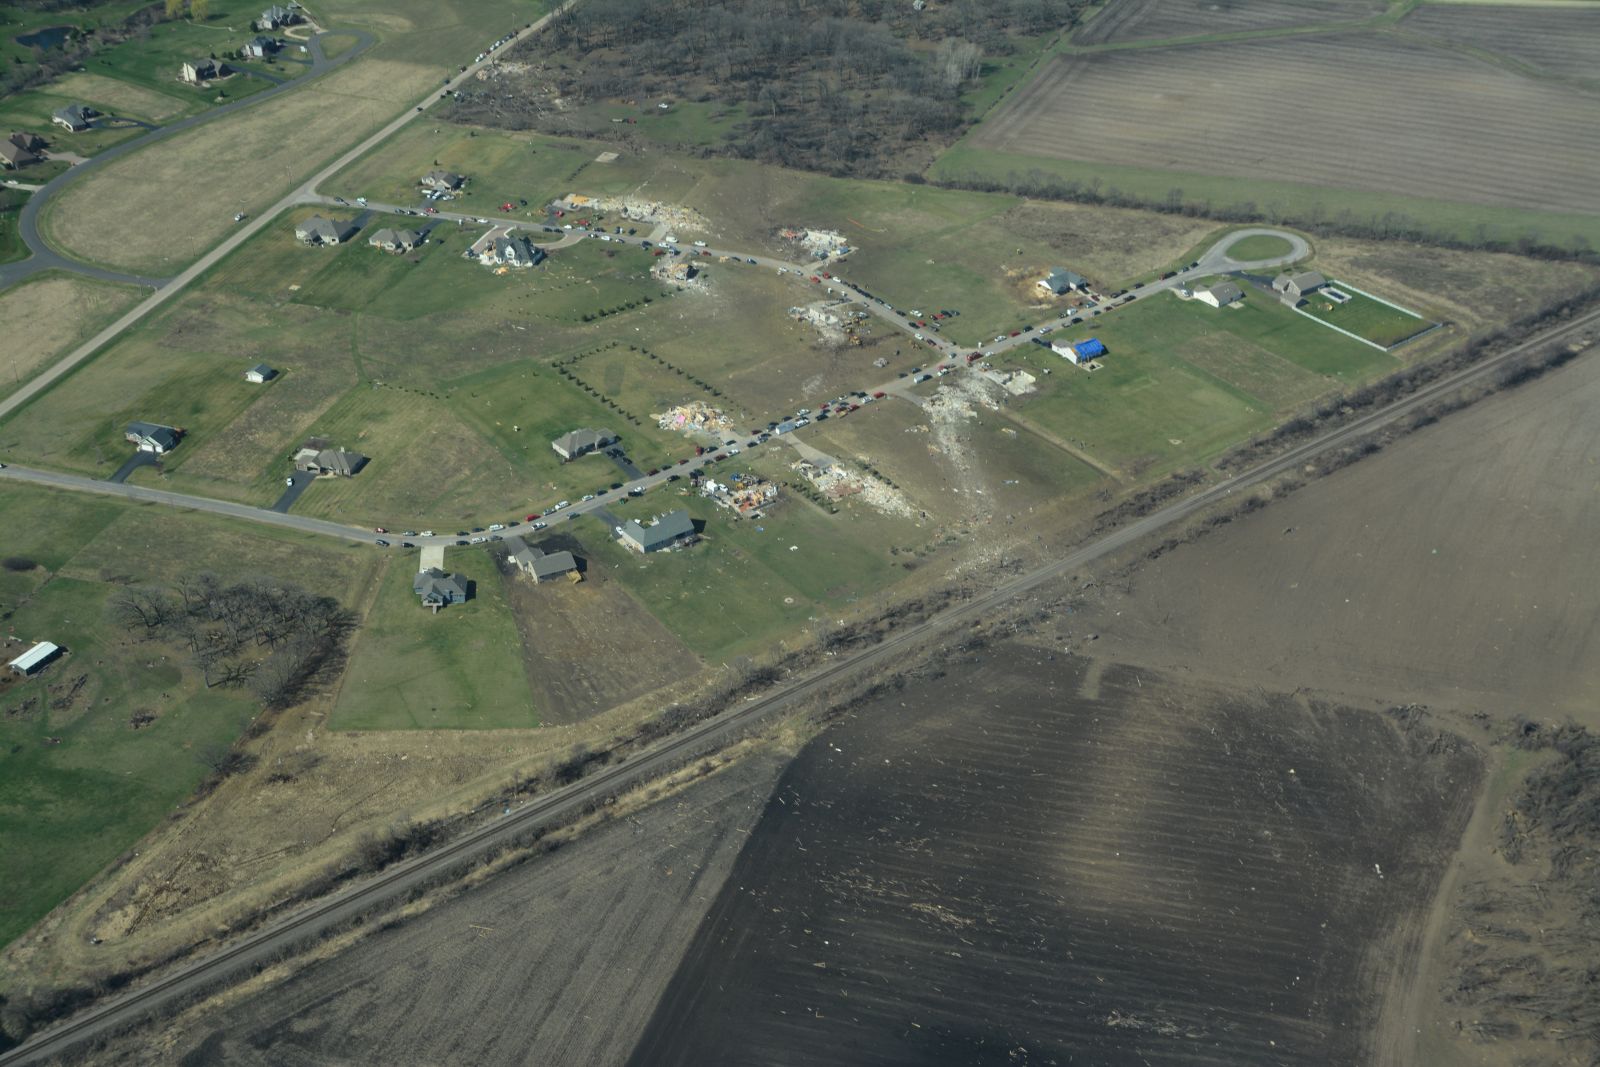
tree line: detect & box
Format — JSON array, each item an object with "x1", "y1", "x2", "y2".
[{"x1": 114, "y1": 573, "x2": 358, "y2": 710}]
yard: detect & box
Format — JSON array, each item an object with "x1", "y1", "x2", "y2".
[
  {"x1": 0, "y1": 481, "x2": 379, "y2": 949},
  {"x1": 329, "y1": 551, "x2": 536, "y2": 730},
  {"x1": 1298, "y1": 286, "x2": 1432, "y2": 349},
  {"x1": 0, "y1": 272, "x2": 146, "y2": 404}
]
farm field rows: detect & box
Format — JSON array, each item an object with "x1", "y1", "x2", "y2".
[
  {"x1": 1072, "y1": 0, "x2": 1388, "y2": 44},
  {"x1": 1402, "y1": 2, "x2": 1600, "y2": 79}
]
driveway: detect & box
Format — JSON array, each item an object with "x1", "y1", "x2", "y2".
[
  {"x1": 604, "y1": 447, "x2": 643, "y2": 480},
  {"x1": 106, "y1": 451, "x2": 156, "y2": 484},
  {"x1": 270, "y1": 469, "x2": 317, "y2": 512}
]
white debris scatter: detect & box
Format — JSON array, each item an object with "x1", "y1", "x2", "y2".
[
  {"x1": 572, "y1": 193, "x2": 709, "y2": 234},
  {"x1": 791, "y1": 302, "x2": 847, "y2": 343},
  {"x1": 791, "y1": 459, "x2": 916, "y2": 518},
  {"x1": 980, "y1": 367, "x2": 1037, "y2": 396},
  {"x1": 656, "y1": 401, "x2": 734, "y2": 438},
  {"x1": 777, "y1": 227, "x2": 852, "y2": 259}
]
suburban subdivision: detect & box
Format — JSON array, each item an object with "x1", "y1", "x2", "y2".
[{"x1": 1, "y1": 0, "x2": 1598, "y2": 1064}]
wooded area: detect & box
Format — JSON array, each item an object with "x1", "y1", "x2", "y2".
[{"x1": 448, "y1": 0, "x2": 1083, "y2": 175}]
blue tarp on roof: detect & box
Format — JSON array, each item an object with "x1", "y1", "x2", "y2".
[{"x1": 1075, "y1": 338, "x2": 1106, "y2": 359}]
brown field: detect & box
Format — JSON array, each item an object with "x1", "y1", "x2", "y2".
[
  {"x1": 1073, "y1": 0, "x2": 1387, "y2": 44},
  {"x1": 969, "y1": 34, "x2": 1600, "y2": 217},
  {"x1": 1402, "y1": 3, "x2": 1600, "y2": 79},
  {"x1": 1075, "y1": 348, "x2": 1600, "y2": 723},
  {"x1": 123, "y1": 751, "x2": 791, "y2": 1067},
  {"x1": 43, "y1": 58, "x2": 439, "y2": 276},
  {"x1": 493, "y1": 538, "x2": 702, "y2": 725},
  {"x1": 47, "y1": 72, "x2": 194, "y2": 123},
  {"x1": 0, "y1": 274, "x2": 145, "y2": 403}
]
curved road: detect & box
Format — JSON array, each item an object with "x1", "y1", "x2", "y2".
[
  {"x1": 0, "y1": 28, "x2": 376, "y2": 291},
  {"x1": 0, "y1": 3, "x2": 576, "y2": 426},
  {"x1": 3, "y1": 302, "x2": 1596, "y2": 1067}
]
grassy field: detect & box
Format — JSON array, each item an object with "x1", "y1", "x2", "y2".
[
  {"x1": 936, "y1": 31, "x2": 1600, "y2": 252},
  {"x1": 995, "y1": 289, "x2": 1397, "y2": 475},
  {"x1": 0, "y1": 188, "x2": 25, "y2": 265},
  {"x1": 1300, "y1": 286, "x2": 1432, "y2": 348},
  {"x1": 1226, "y1": 233, "x2": 1295, "y2": 261},
  {"x1": 0, "y1": 86, "x2": 152, "y2": 157},
  {"x1": 0, "y1": 480, "x2": 379, "y2": 949},
  {"x1": 0, "y1": 272, "x2": 147, "y2": 404},
  {"x1": 329, "y1": 550, "x2": 536, "y2": 730}
]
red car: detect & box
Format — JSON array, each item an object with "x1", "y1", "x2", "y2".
[
  {"x1": 872, "y1": 390, "x2": 886, "y2": 399},
  {"x1": 526, "y1": 513, "x2": 540, "y2": 521},
  {"x1": 695, "y1": 445, "x2": 705, "y2": 456},
  {"x1": 374, "y1": 527, "x2": 387, "y2": 534},
  {"x1": 822, "y1": 272, "x2": 831, "y2": 279},
  {"x1": 1009, "y1": 330, "x2": 1021, "y2": 337},
  {"x1": 652, "y1": 249, "x2": 668, "y2": 256},
  {"x1": 809, "y1": 275, "x2": 820, "y2": 283}
]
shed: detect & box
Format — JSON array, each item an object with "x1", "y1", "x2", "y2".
[
  {"x1": 7, "y1": 641, "x2": 63, "y2": 676},
  {"x1": 245, "y1": 363, "x2": 276, "y2": 383}
]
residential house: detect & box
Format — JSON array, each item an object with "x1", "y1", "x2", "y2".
[
  {"x1": 368, "y1": 227, "x2": 421, "y2": 253},
  {"x1": 294, "y1": 215, "x2": 344, "y2": 245},
  {"x1": 125, "y1": 421, "x2": 181, "y2": 453},
  {"x1": 1194, "y1": 280, "x2": 1244, "y2": 308},
  {"x1": 619, "y1": 509, "x2": 697, "y2": 554},
  {"x1": 0, "y1": 141, "x2": 38, "y2": 169},
  {"x1": 7, "y1": 641, "x2": 63, "y2": 677},
  {"x1": 1038, "y1": 267, "x2": 1087, "y2": 295},
  {"x1": 241, "y1": 35, "x2": 278, "y2": 58},
  {"x1": 256, "y1": 4, "x2": 301, "y2": 30},
  {"x1": 551, "y1": 427, "x2": 616, "y2": 460},
  {"x1": 294, "y1": 447, "x2": 367, "y2": 476},
  {"x1": 413, "y1": 567, "x2": 469, "y2": 611},
  {"x1": 181, "y1": 57, "x2": 227, "y2": 84},
  {"x1": 1272, "y1": 270, "x2": 1327, "y2": 301},
  {"x1": 1050, "y1": 338, "x2": 1107, "y2": 365},
  {"x1": 245, "y1": 363, "x2": 277, "y2": 383},
  {"x1": 506, "y1": 537, "x2": 580, "y2": 583},
  {"x1": 420, "y1": 169, "x2": 464, "y2": 191},
  {"x1": 51, "y1": 105, "x2": 97, "y2": 132},
  {"x1": 484, "y1": 233, "x2": 543, "y2": 268},
  {"x1": 9, "y1": 132, "x2": 45, "y2": 153}
]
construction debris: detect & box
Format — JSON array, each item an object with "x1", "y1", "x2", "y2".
[
  {"x1": 700, "y1": 471, "x2": 779, "y2": 514},
  {"x1": 979, "y1": 367, "x2": 1038, "y2": 396},
  {"x1": 656, "y1": 401, "x2": 734, "y2": 438},
  {"x1": 792, "y1": 459, "x2": 915, "y2": 518},
  {"x1": 778, "y1": 227, "x2": 852, "y2": 260},
  {"x1": 567, "y1": 194, "x2": 709, "y2": 234}
]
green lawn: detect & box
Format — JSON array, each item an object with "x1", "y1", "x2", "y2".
[
  {"x1": 928, "y1": 146, "x2": 1600, "y2": 254},
  {"x1": 0, "y1": 189, "x2": 26, "y2": 265},
  {"x1": 1225, "y1": 233, "x2": 1294, "y2": 260},
  {"x1": 0, "y1": 480, "x2": 379, "y2": 949},
  {"x1": 329, "y1": 551, "x2": 536, "y2": 730},
  {"x1": 1300, "y1": 286, "x2": 1432, "y2": 348}
]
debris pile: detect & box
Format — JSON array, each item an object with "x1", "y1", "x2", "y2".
[
  {"x1": 656, "y1": 401, "x2": 734, "y2": 438},
  {"x1": 979, "y1": 367, "x2": 1038, "y2": 396},
  {"x1": 790, "y1": 302, "x2": 847, "y2": 344},
  {"x1": 701, "y1": 471, "x2": 779, "y2": 514},
  {"x1": 570, "y1": 194, "x2": 709, "y2": 234},
  {"x1": 778, "y1": 227, "x2": 852, "y2": 260},
  {"x1": 792, "y1": 459, "x2": 915, "y2": 518},
  {"x1": 653, "y1": 259, "x2": 705, "y2": 288}
]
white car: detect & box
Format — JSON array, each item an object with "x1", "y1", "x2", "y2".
[
  {"x1": 488, "y1": 523, "x2": 505, "y2": 531},
  {"x1": 692, "y1": 240, "x2": 707, "y2": 248},
  {"x1": 420, "y1": 530, "x2": 434, "y2": 537}
]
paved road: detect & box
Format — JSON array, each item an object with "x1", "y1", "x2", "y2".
[
  {"x1": 0, "y1": 29, "x2": 375, "y2": 292},
  {"x1": 6, "y1": 302, "x2": 1595, "y2": 1067},
  {"x1": 0, "y1": 5, "x2": 573, "y2": 426}
]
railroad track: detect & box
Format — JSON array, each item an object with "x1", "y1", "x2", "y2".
[{"x1": 3, "y1": 305, "x2": 1596, "y2": 1065}]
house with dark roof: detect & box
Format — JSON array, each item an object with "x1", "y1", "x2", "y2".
[
  {"x1": 9, "y1": 132, "x2": 44, "y2": 153},
  {"x1": 245, "y1": 363, "x2": 277, "y2": 383},
  {"x1": 506, "y1": 537, "x2": 580, "y2": 583},
  {"x1": 294, "y1": 447, "x2": 367, "y2": 476},
  {"x1": 551, "y1": 427, "x2": 616, "y2": 460},
  {"x1": 1038, "y1": 267, "x2": 1087, "y2": 295},
  {"x1": 420, "y1": 169, "x2": 464, "y2": 191},
  {"x1": 294, "y1": 216, "x2": 344, "y2": 245},
  {"x1": 125, "y1": 421, "x2": 182, "y2": 453},
  {"x1": 1195, "y1": 280, "x2": 1244, "y2": 308},
  {"x1": 241, "y1": 35, "x2": 278, "y2": 58},
  {"x1": 619, "y1": 509, "x2": 697, "y2": 554},
  {"x1": 0, "y1": 140, "x2": 38, "y2": 170},
  {"x1": 256, "y1": 4, "x2": 301, "y2": 30},
  {"x1": 413, "y1": 568, "x2": 469, "y2": 611},
  {"x1": 368, "y1": 227, "x2": 422, "y2": 253},
  {"x1": 52, "y1": 105, "x2": 97, "y2": 132},
  {"x1": 484, "y1": 234, "x2": 544, "y2": 268},
  {"x1": 181, "y1": 57, "x2": 228, "y2": 84},
  {"x1": 1272, "y1": 270, "x2": 1326, "y2": 301}
]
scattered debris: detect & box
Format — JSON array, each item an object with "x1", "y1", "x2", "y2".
[
  {"x1": 793, "y1": 459, "x2": 915, "y2": 518},
  {"x1": 701, "y1": 471, "x2": 779, "y2": 514},
  {"x1": 656, "y1": 401, "x2": 734, "y2": 439},
  {"x1": 778, "y1": 227, "x2": 852, "y2": 260}
]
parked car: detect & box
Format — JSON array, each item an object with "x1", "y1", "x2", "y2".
[{"x1": 375, "y1": 539, "x2": 389, "y2": 546}]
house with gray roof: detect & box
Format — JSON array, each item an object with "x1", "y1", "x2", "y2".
[
  {"x1": 294, "y1": 216, "x2": 344, "y2": 245},
  {"x1": 0, "y1": 140, "x2": 38, "y2": 170},
  {"x1": 369, "y1": 227, "x2": 422, "y2": 253},
  {"x1": 1272, "y1": 270, "x2": 1327, "y2": 301},
  {"x1": 1195, "y1": 280, "x2": 1244, "y2": 308},
  {"x1": 257, "y1": 4, "x2": 300, "y2": 29},
  {"x1": 506, "y1": 538, "x2": 580, "y2": 583},
  {"x1": 181, "y1": 57, "x2": 228, "y2": 84},
  {"x1": 485, "y1": 234, "x2": 544, "y2": 268},
  {"x1": 125, "y1": 421, "x2": 181, "y2": 454},
  {"x1": 551, "y1": 427, "x2": 616, "y2": 460},
  {"x1": 51, "y1": 104, "x2": 97, "y2": 132},
  {"x1": 241, "y1": 35, "x2": 278, "y2": 58},
  {"x1": 420, "y1": 169, "x2": 464, "y2": 191},
  {"x1": 1038, "y1": 267, "x2": 1087, "y2": 295},
  {"x1": 619, "y1": 509, "x2": 697, "y2": 554},
  {"x1": 294, "y1": 447, "x2": 367, "y2": 476},
  {"x1": 413, "y1": 568, "x2": 469, "y2": 611},
  {"x1": 9, "y1": 132, "x2": 44, "y2": 153}
]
